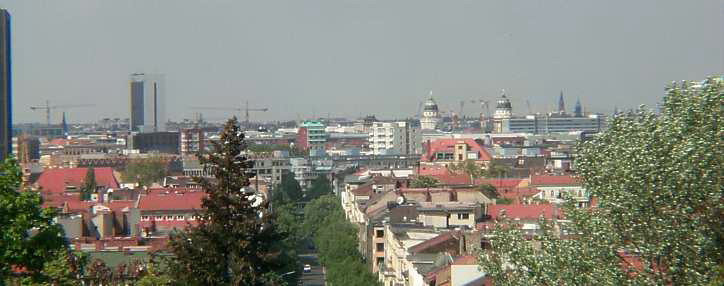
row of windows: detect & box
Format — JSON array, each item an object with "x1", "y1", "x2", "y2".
[{"x1": 141, "y1": 215, "x2": 201, "y2": 221}]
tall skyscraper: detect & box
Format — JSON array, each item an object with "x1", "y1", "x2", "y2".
[
  {"x1": 129, "y1": 73, "x2": 166, "y2": 132},
  {"x1": 0, "y1": 9, "x2": 11, "y2": 161}
]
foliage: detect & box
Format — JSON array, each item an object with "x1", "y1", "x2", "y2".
[
  {"x1": 164, "y1": 117, "x2": 288, "y2": 285},
  {"x1": 136, "y1": 261, "x2": 172, "y2": 286},
  {"x1": 122, "y1": 156, "x2": 168, "y2": 187},
  {"x1": 409, "y1": 175, "x2": 440, "y2": 188},
  {"x1": 304, "y1": 194, "x2": 381, "y2": 286},
  {"x1": 0, "y1": 158, "x2": 66, "y2": 281},
  {"x1": 495, "y1": 197, "x2": 513, "y2": 205},
  {"x1": 477, "y1": 183, "x2": 499, "y2": 199},
  {"x1": 448, "y1": 160, "x2": 485, "y2": 184},
  {"x1": 81, "y1": 167, "x2": 96, "y2": 201},
  {"x1": 477, "y1": 77, "x2": 723, "y2": 285},
  {"x1": 271, "y1": 174, "x2": 303, "y2": 206},
  {"x1": 84, "y1": 258, "x2": 113, "y2": 284},
  {"x1": 485, "y1": 161, "x2": 510, "y2": 178},
  {"x1": 37, "y1": 250, "x2": 87, "y2": 286},
  {"x1": 304, "y1": 175, "x2": 332, "y2": 201}
]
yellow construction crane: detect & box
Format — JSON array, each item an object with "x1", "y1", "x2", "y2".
[
  {"x1": 29, "y1": 100, "x2": 94, "y2": 126},
  {"x1": 192, "y1": 101, "x2": 268, "y2": 129}
]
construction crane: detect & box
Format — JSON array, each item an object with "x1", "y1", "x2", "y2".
[
  {"x1": 459, "y1": 100, "x2": 465, "y2": 119},
  {"x1": 192, "y1": 101, "x2": 268, "y2": 129},
  {"x1": 470, "y1": 98, "x2": 491, "y2": 118},
  {"x1": 29, "y1": 100, "x2": 94, "y2": 126}
]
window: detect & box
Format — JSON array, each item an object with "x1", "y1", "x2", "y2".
[
  {"x1": 141, "y1": 216, "x2": 149, "y2": 221},
  {"x1": 376, "y1": 243, "x2": 384, "y2": 252},
  {"x1": 376, "y1": 229, "x2": 384, "y2": 238},
  {"x1": 457, "y1": 213, "x2": 470, "y2": 220},
  {"x1": 376, "y1": 257, "x2": 384, "y2": 266},
  {"x1": 458, "y1": 154, "x2": 463, "y2": 161},
  {"x1": 176, "y1": 215, "x2": 184, "y2": 220},
  {"x1": 155, "y1": 215, "x2": 163, "y2": 220}
]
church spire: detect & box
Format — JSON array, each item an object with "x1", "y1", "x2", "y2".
[
  {"x1": 558, "y1": 90, "x2": 565, "y2": 114},
  {"x1": 62, "y1": 112, "x2": 68, "y2": 136},
  {"x1": 574, "y1": 98, "x2": 583, "y2": 117}
]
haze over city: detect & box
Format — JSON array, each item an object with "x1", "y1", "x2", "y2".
[{"x1": 2, "y1": 0, "x2": 722, "y2": 124}]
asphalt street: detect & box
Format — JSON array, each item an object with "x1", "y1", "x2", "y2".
[{"x1": 298, "y1": 253, "x2": 325, "y2": 286}]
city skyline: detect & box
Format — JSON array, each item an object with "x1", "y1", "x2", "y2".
[{"x1": 1, "y1": 0, "x2": 722, "y2": 124}]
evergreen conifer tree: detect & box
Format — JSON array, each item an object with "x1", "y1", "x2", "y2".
[
  {"x1": 165, "y1": 117, "x2": 286, "y2": 285},
  {"x1": 81, "y1": 167, "x2": 96, "y2": 201}
]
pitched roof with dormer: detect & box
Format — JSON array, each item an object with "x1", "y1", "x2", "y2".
[{"x1": 422, "y1": 138, "x2": 492, "y2": 162}]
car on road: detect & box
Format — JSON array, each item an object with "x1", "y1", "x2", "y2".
[{"x1": 303, "y1": 264, "x2": 312, "y2": 273}]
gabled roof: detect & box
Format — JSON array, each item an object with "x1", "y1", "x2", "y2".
[
  {"x1": 488, "y1": 203, "x2": 560, "y2": 220},
  {"x1": 138, "y1": 190, "x2": 205, "y2": 211},
  {"x1": 530, "y1": 175, "x2": 581, "y2": 186},
  {"x1": 408, "y1": 231, "x2": 460, "y2": 254},
  {"x1": 36, "y1": 167, "x2": 119, "y2": 195},
  {"x1": 423, "y1": 139, "x2": 492, "y2": 162},
  {"x1": 350, "y1": 184, "x2": 374, "y2": 196}
]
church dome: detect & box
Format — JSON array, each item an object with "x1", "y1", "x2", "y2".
[
  {"x1": 424, "y1": 97, "x2": 439, "y2": 112},
  {"x1": 496, "y1": 95, "x2": 512, "y2": 109}
]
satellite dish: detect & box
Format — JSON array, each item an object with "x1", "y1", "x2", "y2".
[{"x1": 396, "y1": 196, "x2": 406, "y2": 205}]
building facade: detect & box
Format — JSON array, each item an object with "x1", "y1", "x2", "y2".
[
  {"x1": 297, "y1": 120, "x2": 327, "y2": 157},
  {"x1": 500, "y1": 114, "x2": 606, "y2": 134},
  {"x1": 128, "y1": 131, "x2": 180, "y2": 154},
  {"x1": 180, "y1": 128, "x2": 205, "y2": 155},
  {"x1": 0, "y1": 9, "x2": 11, "y2": 161},
  {"x1": 130, "y1": 73, "x2": 166, "y2": 133},
  {"x1": 369, "y1": 121, "x2": 422, "y2": 156}
]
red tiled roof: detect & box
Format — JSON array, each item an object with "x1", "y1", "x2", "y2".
[
  {"x1": 62, "y1": 200, "x2": 135, "y2": 213},
  {"x1": 36, "y1": 167, "x2": 119, "y2": 195},
  {"x1": 451, "y1": 255, "x2": 478, "y2": 265},
  {"x1": 498, "y1": 187, "x2": 541, "y2": 203},
  {"x1": 417, "y1": 165, "x2": 450, "y2": 176},
  {"x1": 530, "y1": 175, "x2": 580, "y2": 186},
  {"x1": 422, "y1": 139, "x2": 492, "y2": 162},
  {"x1": 138, "y1": 191, "x2": 205, "y2": 211},
  {"x1": 488, "y1": 203, "x2": 560, "y2": 220},
  {"x1": 350, "y1": 184, "x2": 374, "y2": 196}
]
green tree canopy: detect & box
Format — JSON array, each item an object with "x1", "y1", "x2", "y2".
[
  {"x1": 122, "y1": 157, "x2": 168, "y2": 187},
  {"x1": 304, "y1": 194, "x2": 381, "y2": 286},
  {"x1": 272, "y1": 174, "x2": 303, "y2": 206},
  {"x1": 164, "y1": 117, "x2": 287, "y2": 285},
  {"x1": 304, "y1": 175, "x2": 332, "y2": 201},
  {"x1": 478, "y1": 77, "x2": 723, "y2": 285},
  {"x1": 409, "y1": 175, "x2": 440, "y2": 188},
  {"x1": 0, "y1": 158, "x2": 66, "y2": 283},
  {"x1": 448, "y1": 160, "x2": 485, "y2": 184}
]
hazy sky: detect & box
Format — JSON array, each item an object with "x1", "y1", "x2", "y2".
[{"x1": 1, "y1": 0, "x2": 722, "y2": 124}]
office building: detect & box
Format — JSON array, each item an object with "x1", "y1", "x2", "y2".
[
  {"x1": 297, "y1": 120, "x2": 327, "y2": 157},
  {"x1": 128, "y1": 131, "x2": 179, "y2": 154},
  {"x1": 492, "y1": 92, "x2": 607, "y2": 134},
  {"x1": 369, "y1": 121, "x2": 422, "y2": 155},
  {"x1": 130, "y1": 73, "x2": 166, "y2": 132},
  {"x1": 0, "y1": 9, "x2": 11, "y2": 161}
]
